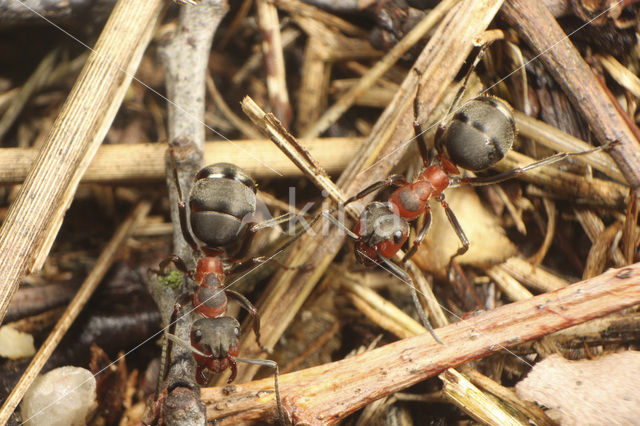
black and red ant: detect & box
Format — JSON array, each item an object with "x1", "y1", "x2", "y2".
[
  {"x1": 313, "y1": 45, "x2": 607, "y2": 343},
  {"x1": 155, "y1": 158, "x2": 295, "y2": 424}
]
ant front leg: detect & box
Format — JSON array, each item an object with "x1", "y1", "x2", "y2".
[
  {"x1": 401, "y1": 208, "x2": 432, "y2": 264},
  {"x1": 158, "y1": 255, "x2": 192, "y2": 276},
  {"x1": 380, "y1": 257, "x2": 443, "y2": 344}
]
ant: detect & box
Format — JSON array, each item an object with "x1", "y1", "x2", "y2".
[
  {"x1": 317, "y1": 44, "x2": 607, "y2": 343},
  {"x1": 155, "y1": 157, "x2": 296, "y2": 424}
]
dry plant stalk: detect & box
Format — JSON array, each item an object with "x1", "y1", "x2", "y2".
[
  {"x1": 201, "y1": 263, "x2": 640, "y2": 424},
  {"x1": 501, "y1": 0, "x2": 640, "y2": 194},
  {"x1": 513, "y1": 111, "x2": 624, "y2": 182},
  {"x1": 0, "y1": 0, "x2": 165, "y2": 324},
  {"x1": 496, "y1": 150, "x2": 628, "y2": 208},
  {"x1": 300, "y1": 0, "x2": 459, "y2": 138},
  {"x1": 0, "y1": 137, "x2": 364, "y2": 184},
  {"x1": 256, "y1": 0, "x2": 292, "y2": 126},
  {"x1": 440, "y1": 369, "x2": 528, "y2": 425},
  {"x1": 231, "y1": 0, "x2": 506, "y2": 385},
  {"x1": 0, "y1": 201, "x2": 151, "y2": 425},
  {"x1": 0, "y1": 48, "x2": 59, "y2": 141}
]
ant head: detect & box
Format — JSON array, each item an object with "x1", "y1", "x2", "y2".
[
  {"x1": 355, "y1": 202, "x2": 409, "y2": 260},
  {"x1": 191, "y1": 317, "x2": 240, "y2": 359},
  {"x1": 440, "y1": 96, "x2": 515, "y2": 172}
]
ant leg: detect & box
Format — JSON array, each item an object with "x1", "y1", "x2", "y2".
[
  {"x1": 436, "y1": 194, "x2": 470, "y2": 278},
  {"x1": 250, "y1": 212, "x2": 296, "y2": 232},
  {"x1": 227, "y1": 211, "x2": 326, "y2": 274},
  {"x1": 460, "y1": 145, "x2": 609, "y2": 186},
  {"x1": 226, "y1": 290, "x2": 271, "y2": 354},
  {"x1": 168, "y1": 150, "x2": 199, "y2": 252},
  {"x1": 380, "y1": 257, "x2": 443, "y2": 344},
  {"x1": 401, "y1": 208, "x2": 432, "y2": 264},
  {"x1": 233, "y1": 357, "x2": 286, "y2": 425},
  {"x1": 158, "y1": 255, "x2": 191, "y2": 275},
  {"x1": 432, "y1": 43, "x2": 491, "y2": 160},
  {"x1": 411, "y1": 73, "x2": 433, "y2": 167},
  {"x1": 341, "y1": 175, "x2": 408, "y2": 207}
]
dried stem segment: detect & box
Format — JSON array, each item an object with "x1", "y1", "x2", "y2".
[
  {"x1": 0, "y1": 137, "x2": 364, "y2": 184},
  {"x1": 501, "y1": 0, "x2": 640, "y2": 194},
  {"x1": 440, "y1": 369, "x2": 528, "y2": 425},
  {"x1": 0, "y1": 0, "x2": 164, "y2": 324},
  {"x1": 202, "y1": 263, "x2": 640, "y2": 424},
  {"x1": 256, "y1": 0, "x2": 292, "y2": 126},
  {"x1": 0, "y1": 201, "x2": 151, "y2": 425},
  {"x1": 300, "y1": 0, "x2": 459, "y2": 138}
]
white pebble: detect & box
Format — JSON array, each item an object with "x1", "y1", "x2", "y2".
[
  {"x1": 21, "y1": 366, "x2": 96, "y2": 426},
  {"x1": 0, "y1": 325, "x2": 35, "y2": 359}
]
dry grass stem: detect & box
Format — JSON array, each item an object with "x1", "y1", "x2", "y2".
[
  {"x1": 498, "y1": 257, "x2": 569, "y2": 292},
  {"x1": 0, "y1": 48, "x2": 58, "y2": 142},
  {"x1": 0, "y1": 137, "x2": 363, "y2": 184},
  {"x1": 497, "y1": 150, "x2": 628, "y2": 208},
  {"x1": 301, "y1": 0, "x2": 459, "y2": 138},
  {"x1": 460, "y1": 367, "x2": 556, "y2": 426},
  {"x1": 440, "y1": 368, "x2": 528, "y2": 425},
  {"x1": 257, "y1": 0, "x2": 292, "y2": 126},
  {"x1": 513, "y1": 111, "x2": 624, "y2": 183}
]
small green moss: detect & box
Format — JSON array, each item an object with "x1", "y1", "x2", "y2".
[{"x1": 157, "y1": 270, "x2": 183, "y2": 289}]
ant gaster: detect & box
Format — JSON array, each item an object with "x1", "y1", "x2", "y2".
[{"x1": 323, "y1": 45, "x2": 605, "y2": 343}]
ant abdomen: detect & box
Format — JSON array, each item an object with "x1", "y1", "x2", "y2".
[
  {"x1": 441, "y1": 96, "x2": 516, "y2": 171},
  {"x1": 189, "y1": 163, "x2": 257, "y2": 248}
]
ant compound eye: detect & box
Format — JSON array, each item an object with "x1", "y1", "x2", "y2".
[
  {"x1": 193, "y1": 329, "x2": 203, "y2": 343},
  {"x1": 393, "y1": 230, "x2": 404, "y2": 244},
  {"x1": 234, "y1": 327, "x2": 240, "y2": 337}
]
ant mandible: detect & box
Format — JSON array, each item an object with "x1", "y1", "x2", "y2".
[{"x1": 322, "y1": 44, "x2": 606, "y2": 343}]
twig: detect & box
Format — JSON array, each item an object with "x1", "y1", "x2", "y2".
[
  {"x1": 0, "y1": 0, "x2": 165, "y2": 324},
  {"x1": 0, "y1": 201, "x2": 151, "y2": 425},
  {"x1": 154, "y1": 1, "x2": 229, "y2": 424},
  {"x1": 501, "y1": 0, "x2": 640, "y2": 195},
  {"x1": 201, "y1": 262, "x2": 640, "y2": 424}
]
